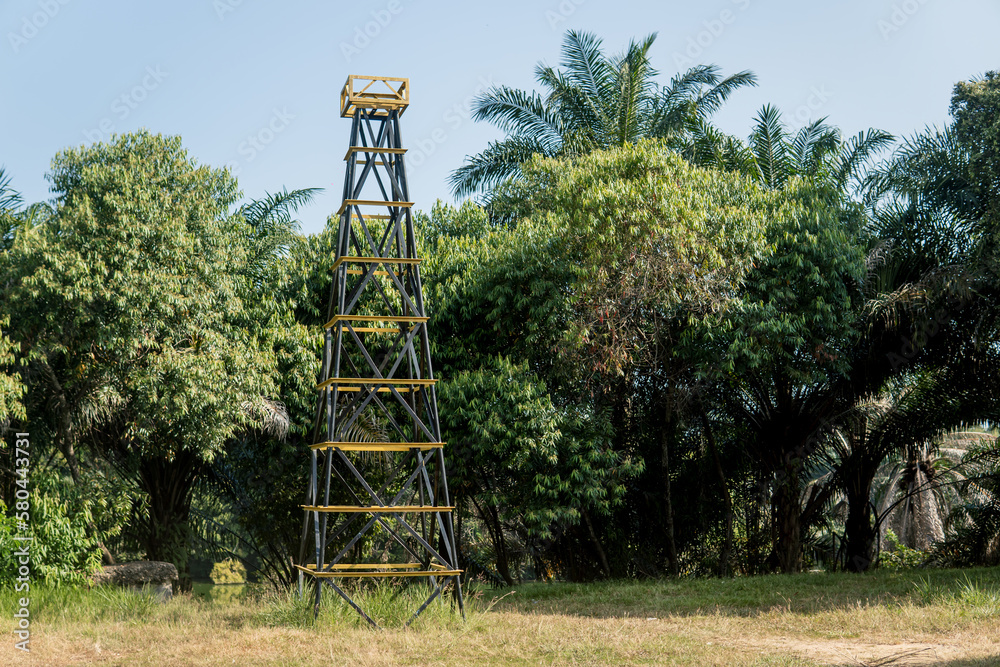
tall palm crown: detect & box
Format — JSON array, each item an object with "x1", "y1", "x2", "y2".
[
  {"x1": 693, "y1": 104, "x2": 894, "y2": 194},
  {"x1": 449, "y1": 30, "x2": 757, "y2": 198}
]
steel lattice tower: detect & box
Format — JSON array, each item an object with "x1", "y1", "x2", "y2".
[{"x1": 296, "y1": 76, "x2": 464, "y2": 626}]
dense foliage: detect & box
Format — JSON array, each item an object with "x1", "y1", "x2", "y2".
[{"x1": 1, "y1": 41, "x2": 999, "y2": 587}]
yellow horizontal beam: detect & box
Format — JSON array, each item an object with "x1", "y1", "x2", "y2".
[
  {"x1": 344, "y1": 269, "x2": 402, "y2": 276},
  {"x1": 329, "y1": 314, "x2": 427, "y2": 322},
  {"x1": 310, "y1": 441, "x2": 444, "y2": 451},
  {"x1": 305, "y1": 563, "x2": 422, "y2": 570},
  {"x1": 332, "y1": 386, "x2": 416, "y2": 393},
  {"x1": 344, "y1": 146, "x2": 408, "y2": 161},
  {"x1": 337, "y1": 199, "x2": 414, "y2": 215},
  {"x1": 337, "y1": 327, "x2": 401, "y2": 333},
  {"x1": 323, "y1": 314, "x2": 428, "y2": 328},
  {"x1": 331, "y1": 256, "x2": 422, "y2": 270},
  {"x1": 316, "y1": 377, "x2": 437, "y2": 390},
  {"x1": 301, "y1": 505, "x2": 453, "y2": 513},
  {"x1": 297, "y1": 565, "x2": 461, "y2": 579}
]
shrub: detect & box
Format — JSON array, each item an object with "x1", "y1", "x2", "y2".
[
  {"x1": 881, "y1": 529, "x2": 928, "y2": 570},
  {"x1": 210, "y1": 558, "x2": 246, "y2": 584}
]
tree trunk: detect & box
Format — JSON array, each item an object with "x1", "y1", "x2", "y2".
[
  {"x1": 772, "y1": 461, "x2": 802, "y2": 574},
  {"x1": 138, "y1": 452, "x2": 201, "y2": 591},
  {"x1": 474, "y1": 498, "x2": 513, "y2": 585},
  {"x1": 46, "y1": 365, "x2": 116, "y2": 565},
  {"x1": 661, "y1": 422, "x2": 679, "y2": 576},
  {"x1": 700, "y1": 406, "x2": 733, "y2": 577},
  {"x1": 582, "y1": 508, "x2": 611, "y2": 578},
  {"x1": 843, "y1": 467, "x2": 877, "y2": 573}
]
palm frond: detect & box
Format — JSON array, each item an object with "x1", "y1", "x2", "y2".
[
  {"x1": 471, "y1": 86, "x2": 564, "y2": 149},
  {"x1": 238, "y1": 187, "x2": 318, "y2": 282},
  {"x1": 691, "y1": 69, "x2": 758, "y2": 119},
  {"x1": 749, "y1": 104, "x2": 790, "y2": 188},
  {"x1": 608, "y1": 33, "x2": 658, "y2": 146},
  {"x1": 833, "y1": 128, "x2": 895, "y2": 191},
  {"x1": 686, "y1": 118, "x2": 753, "y2": 173},
  {"x1": 788, "y1": 120, "x2": 839, "y2": 178},
  {"x1": 449, "y1": 136, "x2": 552, "y2": 198},
  {"x1": 0, "y1": 166, "x2": 22, "y2": 212},
  {"x1": 238, "y1": 187, "x2": 319, "y2": 238},
  {"x1": 535, "y1": 64, "x2": 604, "y2": 142},
  {"x1": 558, "y1": 30, "x2": 613, "y2": 103}
]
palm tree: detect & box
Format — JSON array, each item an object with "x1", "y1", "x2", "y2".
[
  {"x1": 1, "y1": 167, "x2": 22, "y2": 251},
  {"x1": 449, "y1": 30, "x2": 756, "y2": 197},
  {"x1": 237, "y1": 187, "x2": 321, "y2": 286},
  {"x1": 0, "y1": 167, "x2": 21, "y2": 211},
  {"x1": 695, "y1": 105, "x2": 894, "y2": 194},
  {"x1": 864, "y1": 128, "x2": 984, "y2": 273},
  {"x1": 938, "y1": 432, "x2": 1000, "y2": 566},
  {"x1": 820, "y1": 371, "x2": 974, "y2": 570},
  {"x1": 876, "y1": 430, "x2": 994, "y2": 551}
]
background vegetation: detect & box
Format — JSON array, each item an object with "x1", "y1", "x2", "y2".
[{"x1": 2, "y1": 32, "x2": 999, "y2": 592}]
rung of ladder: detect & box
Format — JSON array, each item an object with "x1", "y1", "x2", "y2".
[
  {"x1": 344, "y1": 146, "x2": 408, "y2": 161},
  {"x1": 344, "y1": 269, "x2": 402, "y2": 276},
  {"x1": 310, "y1": 441, "x2": 444, "y2": 451},
  {"x1": 301, "y1": 505, "x2": 453, "y2": 513},
  {"x1": 316, "y1": 377, "x2": 437, "y2": 390},
  {"x1": 332, "y1": 256, "x2": 422, "y2": 270},
  {"x1": 296, "y1": 565, "x2": 461, "y2": 579},
  {"x1": 304, "y1": 563, "x2": 424, "y2": 570},
  {"x1": 332, "y1": 386, "x2": 417, "y2": 393},
  {"x1": 337, "y1": 199, "x2": 414, "y2": 215},
  {"x1": 300, "y1": 563, "x2": 454, "y2": 572},
  {"x1": 323, "y1": 314, "x2": 428, "y2": 329},
  {"x1": 339, "y1": 326, "x2": 401, "y2": 333}
]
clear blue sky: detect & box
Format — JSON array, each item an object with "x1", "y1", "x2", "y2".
[{"x1": 2, "y1": 0, "x2": 997, "y2": 235}]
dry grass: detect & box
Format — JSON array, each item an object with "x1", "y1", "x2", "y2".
[{"x1": 3, "y1": 568, "x2": 1000, "y2": 666}]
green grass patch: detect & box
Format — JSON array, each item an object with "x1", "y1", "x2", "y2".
[{"x1": 493, "y1": 566, "x2": 1000, "y2": 617}]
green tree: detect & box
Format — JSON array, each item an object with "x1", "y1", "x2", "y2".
[
  {"x1": 0, "y1": 167, "x2": 25, "y2": 424},
  {"x1": 440, "y1": 356, "x2": 634, "y2": 584},
  {"x1": 2, "y1": 131, "x2": 280, "y2": 579},
  {"x1": 950, "y1": 70, "x2": 1000, "y2": 231},
  {"x1": 203, "y1": 189, "x2": 322, "y2": 590},
  {"x1": 449, "y1": 30, "x2": 755, "y2": 197},
  {"x1": 433, "y1": 141, "x2": 815, "y2": 577},
  {"x1": 855, "y1": 72, "x2": 1000, "y2": 569},
  {"x1": 711, "y1": 185, "x2": 866, "y2": 573}
]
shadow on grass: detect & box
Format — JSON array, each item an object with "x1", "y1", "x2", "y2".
[{"x1": 489, "y1": 566, "x2": 1000, "y2": 619}]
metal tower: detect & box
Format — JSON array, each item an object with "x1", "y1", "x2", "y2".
[{"x1": 297, "y1": 75, "x2": 464, "y2": 627}]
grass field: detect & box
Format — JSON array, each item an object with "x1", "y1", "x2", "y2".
[{"x1": 3, "y1": 567, "x2": 1000, "y2": 666}]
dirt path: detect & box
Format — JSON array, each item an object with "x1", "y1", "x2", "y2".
[{"x1": 733, "y1": 636, "x2": 977, "y2": 666}]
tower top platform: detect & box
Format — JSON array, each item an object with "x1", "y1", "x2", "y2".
[{"x1": 340, "y1": 75, "x2": 409, "y2": 118}]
